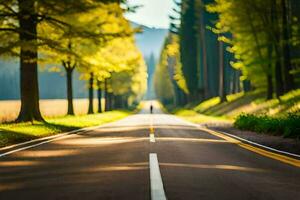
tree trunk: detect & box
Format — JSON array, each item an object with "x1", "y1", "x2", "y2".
[
  {"x1": 267, "y1": 44, "x2": 274, "y2": 100},
  {"x1": 66, "y1": 68, "x2": 74, "y2": 115},
  {"x1": 236, "y1": 70, "x2": 241, "y2": 93},
  {"x1": 88, "y1": 73, "x2": 94, "y2": 114},
  {"x1": 266, "y1": 74, "x2": 274, "y2": 100},
  {"x1": 219, "y1": 40, "x2": 227, "y2": 102},
  {"x1": 109, "y1": 93, "x2": 114, "y2": 110},
  {"x1": 281, "y1": 0, "x2": 295, "y2": 92},
  {"x1": 200, "y1": 6, "x2": 209, "y2": 99},
  {"x1": 17, "y1": 0, "x2": 43, "y2": 122},
  {"x1": 97, "y1": 81, "x2": 102, "y2": 113},
  {"x1": 275, "y1": 60, "x2": 284, "y2": 98},
  {"x1": 243, "y1": 80, "x2": 252, "y2": 92},
  {"x1": 122, "y1": 96, "x2": 128, "y2": 109},
  {"x1": 232, "y1": 70, "x2": 237, "y2": 94},
  {"x1": 105, "y1": 92, "x2": 112, "y2": 111},
  {"x1": 272, "y1": 2, "x2": 285, "y2": 98},
  {"x1": 104, "y1": 78, "x2": 109, "y2": 112},
  {"x1": 114, "y1": 95, "x2": 124, "y2": 109}
]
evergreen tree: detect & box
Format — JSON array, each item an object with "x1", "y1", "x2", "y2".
[{"x1": 180, "y1": 0, "x2": 200, "y2": 102}]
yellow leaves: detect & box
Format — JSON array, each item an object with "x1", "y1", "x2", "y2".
[
  {"x1": 155, "y1": 33, "x2": 189, "y2": 99},
  {"x1": 36, "y1": 1, "x2": 146, "y2": 100},
  {"x1": 166, "y1": 39, "x2": 179, "y2": 57}
]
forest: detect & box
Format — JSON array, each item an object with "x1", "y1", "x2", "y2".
[
  {"x1": 155, "y1": 0, "x2": 300, "y2": 105},
  {"x1": 0, "y1": 0, "x2": 147, "y2": 122},
  {"x1": 154, "y1": 0, "x2": 300, "y2": 137}
]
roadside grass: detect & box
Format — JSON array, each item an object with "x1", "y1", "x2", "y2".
[
  {"x1": 234, "y1": 113, "x2": 300, "y2": 138},
  {"x1": 173, "y1": 109, "x2": 232, "y2": 124},
  {"x1": 172, "y1": 89, "x2": 300, "y2": 138},
  {"x1": 192, "y1": 89, "x2": 300, "y2": 118},
  {"x1": 0, "y1": 110, "x2": 131, "y2": 147}
]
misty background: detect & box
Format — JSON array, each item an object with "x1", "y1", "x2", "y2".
[{"x1": 0, "y1": 22, "x2": 168, "y2": 100}]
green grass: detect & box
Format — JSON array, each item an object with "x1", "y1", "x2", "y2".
[
  {"x1": 0, "y1": 110, "x2": 131, "y2": 147},
  {"x1": 171, "y1": 89, "x2": 300, "y2": 138},
  {"x1": 174, "y1": 109, "x2": 232, "y2": 124},
  {"x1": 173, "y1": 88, "x2": 300, "y2": 120},
  {"x1": 195, "y1": 89, "x2": 300, "y2": 118},
  {"x1": 234, "y1": 113, "x2": 300, "y2": 138}
]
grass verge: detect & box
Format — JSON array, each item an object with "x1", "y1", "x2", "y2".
[
  {"x1": 173, "y1": 109, "x2": 232, "y2": 124},
  {"x1": 234, "y1": 113, "x2": 300, "y2": 138},
  {"x1": 0, "y1": 110, "x2": 131, "y2": 148}
]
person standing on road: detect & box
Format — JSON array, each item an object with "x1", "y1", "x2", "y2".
[{"x1": 150, "y1": 104, "x2": 153, "y2": 114}]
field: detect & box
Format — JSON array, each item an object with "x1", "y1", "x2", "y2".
[{"x1": 0, "y1": 99, "x2": 102, "y2": 123}]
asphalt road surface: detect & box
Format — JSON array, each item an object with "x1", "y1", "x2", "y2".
[{"x1": 0, "y1": 101, "x2": 300, "y2": 200}]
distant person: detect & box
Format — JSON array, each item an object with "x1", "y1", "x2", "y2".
[{"x1": 150, "y1": 104, "x2": 153, "y2": 114}]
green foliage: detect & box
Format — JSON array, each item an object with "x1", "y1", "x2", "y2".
[
  {"x1": 154, "y1": 45, "x2": 175, "y2": 104},
  {"x1": 207, "y1": 0, "x2": 300, "y2": 97},
  {"x1": 0, "y1": 1, "x2": 145, "y2": 121},
  {"x1": 158, "y1": 0, "x2": 241, "y2": 107},
  {"x1": 234, "y1": 113, "x2": 300, "y2": 138},
  {"x1": 180, "y1": 0, "x2": 201, "y2": 98},
  {"x1": 154, "y1": 34, "x2": 187, "y2": 105}
]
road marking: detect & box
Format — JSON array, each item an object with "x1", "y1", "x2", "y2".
[
  {"x1": 215, "y1": 129, "x2": 300, "y2": 159},
  {"x1": 0, "y1": 124, "x2": 113, "y2": 157},
  {"x1": 199, "y1": 127, "x2": 300, "y2": 168},
  {"x1": 149, "y1": 114, "x2": 156, "y2": 143},
  {"x1": 0, "y1": 134, "x2": 74, "y2": 158},
  {"x1": 149, "y1": 153, "x2": 167, "y2": 200},
  {"x1": 150, "y1": 133, "x2": 156, "y2": 143}
]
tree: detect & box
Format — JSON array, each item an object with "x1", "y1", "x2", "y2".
[
  {"x1": 179, "y1": 0, "x2": 200, "y2": 102},
  {"x1": 0, "y1": 0, "x2": 126, "y2": 122},
  {"x1": 88, "y1": 72, "x2": 94, "y2": 114},
  {"x1": 76, "y1": 28, "x2": 146, "y2": 112},
  {"x1": 42, "y1": 2, "x2": 134, "y2": 115},
  {"x1": 207, "y1": 0, "x2": 300, "y2": 100},
  {"x1": 154, "y1": 33, "x2": 188, "y2": 106},
  {"x1": 62, "y1": 45, "x2": 76, "y2": 115}
]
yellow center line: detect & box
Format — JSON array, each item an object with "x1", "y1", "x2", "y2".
[
  {"x1": 199, "y1": 127, "x2": 300, "y2": 168},
  {"x1": 150, "y1": 114, "x2": 155, "y2": 142}
]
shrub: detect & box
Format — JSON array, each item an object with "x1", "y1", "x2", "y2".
[{"x1": 234, "y1": 113, "x2": 300, "y2": 138}]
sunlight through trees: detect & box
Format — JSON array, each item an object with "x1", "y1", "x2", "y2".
[{"x1": 0, "y1": 0, "x2": 146, "y2": 122}]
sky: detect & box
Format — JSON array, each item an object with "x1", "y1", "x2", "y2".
[{"x1": 125, "y1": 0, "x2": 175, "y2": 29}]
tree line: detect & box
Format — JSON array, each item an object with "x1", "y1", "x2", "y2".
[
  {"x1": 155, "y1": 0, "x2": 300, "y2": 106},
  {"x1": 0, "y1": 0, "x2": 146, "y2": 122}
]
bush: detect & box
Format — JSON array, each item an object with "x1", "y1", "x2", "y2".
[{"x1": 234, "y1": 113, "x2": 300, "y2": 138}]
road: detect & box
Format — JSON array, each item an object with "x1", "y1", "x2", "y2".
[{"x1": 0, "y1": 101, "x2": 300, "y2": 200}]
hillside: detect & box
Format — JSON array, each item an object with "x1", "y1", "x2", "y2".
[
  {"x1": 131, "y1": 21, "x2": 168, "y2": 99},
  {"x1": 131, "y1": 21, "x2": 168, "y2": 58}
]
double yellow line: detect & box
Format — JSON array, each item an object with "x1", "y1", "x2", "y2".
[{"x1": 201, "y1": 127, "x2": 300, "y2": 168}]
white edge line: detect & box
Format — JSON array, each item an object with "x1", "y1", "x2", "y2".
[
  {"x1": 214, "y1": 129, "x2": 300, "y2": 159},
  {"x1": 171, "y1": 114, "x2": 300, "y2": 159},
  {"x1": 149, "y1": 153, "x2": 167, "y2": 200},
  {"x1": 0, "y1": 128, "x2": 80, "y2": 151},
  {"x1": 195, "y1": 124, "x2": 300, "y2": 159},
  {"x1": 0, "y1": 134, "x2": 74, "y2": 158},
  {"x1": 0, "y1": 123, "x2": 117, "y2": 157},
  {"x1": 0, "y1": 118, "x2": 125, "y2": 152}
]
